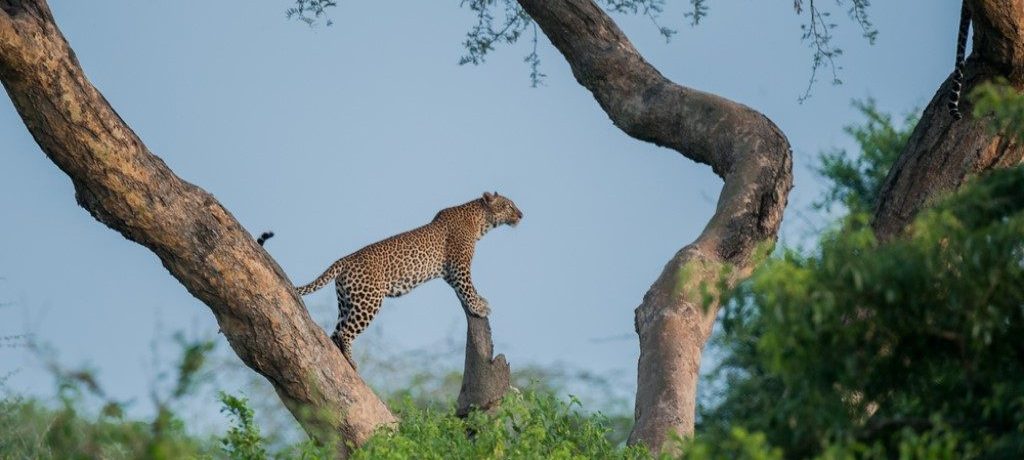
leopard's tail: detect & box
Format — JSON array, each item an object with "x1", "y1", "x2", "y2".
[
  {"x1": 257, "y1": 231, "x2": 275, "y2": 246},
  {"x1": 947, "y1": 0, "x2": 971, "y2": 121},
  {"x1": 256, "y1": 230, "x2": 336, "y2": 296},
  {"x1": 295, "y1": 263, "x2": 342, "y2": 295}
]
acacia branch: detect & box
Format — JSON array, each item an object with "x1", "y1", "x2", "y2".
[
  {"x1": 0, "y1": 0, "x2": 395, "y2": 454},
  {"x1": 515, "y1": 0, "x2": 792, "y2": 452}
]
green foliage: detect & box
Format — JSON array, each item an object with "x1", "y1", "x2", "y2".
[
  {"x1": 682, "y1": 427, "x2": 784, "y2": 460},
  {"x1": 458, "y1": 0, "x2": 534, "y2": 67},
  {"x1": 684, "y1": 0, "x2": 708, "y2": 26},
  {"x1": 0, "y1": 332, "x2": 222, "y2": 459},
  {"x1": 700, "y1": 165, "x2": 1024, "y2": 458},
  {"x1": 172, "y1": 333, "x2": 216, "y2": 400},
  {"x1": 0, "y1": 396, "x2": 215, "y2": 459},
  {"x1": 454, "y1": 0, "x2": 674, "y2": 86},
  {"x1": 793, "y1": 0, "x2": 876, "y2": 102},
  {"x1": 602, "y1": 0, "x2": 676, "y2": 41},
  {"x1": 281, "y1": 1, "x2": 875, "y2": 94},
  {"x1": 452, "y1": 0, "x2": 876, "y2": 94},
  {"x1": 368, "y1": 361, "x2": 636, "y2": 447},
  {"x1": 3, "y1": 315, "x2": 639, "y2": 459},
  {"x1": 815, "y1": 99, "x2": 917, "y2": 214},
  {"x1": 971, "y1": 80, "x2": 1024, "y2": 142},
  {"x1": 218, "y1": 392, "x2": 269, "y2": 460},
  {"x1": 0, "y1": 384, "x2": 642, "y2": 459},
  {"x1": 354, "y1": 390, "x2": 649, "y2": 460},
  {"x1": 697, "y1": 94, "x2": 1024, "y2": 457},
  {"x1": 285, "y1": 0, "x2": 336, "y2": 27}
]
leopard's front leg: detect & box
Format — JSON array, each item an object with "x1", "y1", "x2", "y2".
[{"x1": 444, "y1": 262, "x2": 490, "y2": 317}]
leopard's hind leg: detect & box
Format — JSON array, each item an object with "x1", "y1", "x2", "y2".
[
  {"x1": 330, "y1": 278, "x2": 357, "y2": 368},
  {"x1": 331, "y1": 280, "x2": 384, "y2": 370}
]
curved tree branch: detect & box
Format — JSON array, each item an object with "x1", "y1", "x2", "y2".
[
  {"x1": 0, "y1": 0, "x2": 395, "y2": 455},
  {"x1": 873, "y1": 0, "x2": 1024, "y2": 239},
  {"x1": 516, "y1": 0, "x2": 793, "y2": 452}
]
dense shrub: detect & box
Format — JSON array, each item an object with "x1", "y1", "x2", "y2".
[
  {"x1": 695, "y1": 92, "x2": 1024, "y2": 458},
  {"x1": 354, "y1": 391, "x2": 648, "y2": 460},
  {"x1": 0, "y1": 395, "x2": 216, "y2": 459}
]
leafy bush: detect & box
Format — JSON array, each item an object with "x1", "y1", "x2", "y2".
[
  {"x1": 0, "y1": 333, "x2": 220, "y2": 459},
  {"x1": 972, "y1": 79, "x2": 1024, "y2": 141},
  {"x1": 219, "y1": 392, "x2": 268, "y2": 460},
  {"x1": 354, "y1": 390, "x2": 649, "y2": 460},
  {"x1": 0, "y1": 392, "x2": 216, "y2": 459},
  {"x1": 697, "y1": 150, "x2": 1024, "y2": 457},
  {"x1": 1, "y1": 327, "x2": 639, "y2": 459}
]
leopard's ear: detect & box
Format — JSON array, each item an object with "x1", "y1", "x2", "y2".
[{"x1": 482, "y1": 192, "x2": 496, "y2": 204}]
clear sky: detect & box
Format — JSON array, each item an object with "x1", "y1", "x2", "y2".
[{"x1": 1, "y1": 0, "x2": 957, "y2": 428}]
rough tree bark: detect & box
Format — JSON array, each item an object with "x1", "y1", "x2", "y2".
[
  {"x1": 456, "y1": 314, "x2": 511, "y2": 417},
  {"x1": 516, "y1": 0, "x2": 793, "y2": 453},
  {"x1": 873, "y1": 0, "x2": 1024, "y2": 239},
  {"x1": 0, "y1": 1, "x2": 398, "y2": 455}
]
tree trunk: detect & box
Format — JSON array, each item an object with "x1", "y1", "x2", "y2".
[
  {"x1": 515, "y1": 0, "x2": 793, "y2": 453},
  {"x1": 873, "y1": 0, "x2": 1024, "y2": 239},
  {"x1": 456, "y1": 314, "x2": 511, "y2": 417},
  {"x1": 0, "y1": 1, "x2": 395, "y2": 455}
]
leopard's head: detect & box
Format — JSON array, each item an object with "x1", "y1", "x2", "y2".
[{"x1": 482, "y1": 191, "x2": 523, "y2": 227}]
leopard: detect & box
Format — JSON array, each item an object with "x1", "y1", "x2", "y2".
[{"x1": 258, "y1": 191, "x2": 523, "y2": 369}]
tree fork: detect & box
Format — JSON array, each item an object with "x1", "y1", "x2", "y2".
[
  {"x1": 0, "y1": 1, "x2": 396, "y2": 455},
  {"x1": 515, "y1": 0, "x2": 793, "y2": 453}
]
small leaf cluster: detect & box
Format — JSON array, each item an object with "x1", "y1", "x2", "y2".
[
  {"x1": 794, "y1": 0, "x2": 877, "y2": 101},
  {"x1": 972, "y1": 80, "x2": 1024, "y2": 142},
  {"x1": 815, "y1": 99, "x2": 918, "y2": 214},
  {"x1": 218, "y1": 392, "x2": 268, "y2": 460},
  {"x1": 285, "y1": 0, "x2": 337, "y2": 27}
]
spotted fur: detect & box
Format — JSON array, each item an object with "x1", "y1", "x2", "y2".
[
  {"x1": 259, "y1": 192, "x2": 522, "y2": 369},
  {"x1": 948, "y1": 1, "x2": 971, "y2": 121}
]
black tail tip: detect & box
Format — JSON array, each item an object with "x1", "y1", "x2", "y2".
[{"x1": 257, "y1": 231, "x2": 275, "y2": 246}]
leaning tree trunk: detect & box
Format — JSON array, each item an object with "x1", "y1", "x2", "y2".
[
  {"x1": 873, "y1": 0, "x2": 1024, "y2": 239},
  {"x1": 0, "y1": 1, "x2": 398, "y2": 455},
  {"x1": 516, "y1": 0, "x2": 793, "y2": 453}
]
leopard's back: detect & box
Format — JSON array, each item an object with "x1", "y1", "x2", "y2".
[{"x1": 339, "y1": 222, "x2": 449, "y2": 298}]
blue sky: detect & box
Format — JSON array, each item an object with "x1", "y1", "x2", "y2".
[{"x1": 1, "y1": 0, "x2": 956, "y2": 426}]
